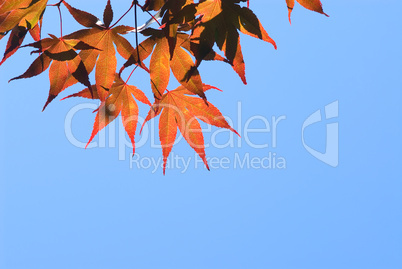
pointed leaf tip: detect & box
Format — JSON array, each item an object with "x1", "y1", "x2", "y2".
[
  {"x1": 103, "y1": 0, "x2": 114, "y2": 28},
  {"x1": 288, "y1": 0, "x2": 329, "y2": 20},
  {"x1": 42, "y1": 94, "x2": 57, "y2": 111}
]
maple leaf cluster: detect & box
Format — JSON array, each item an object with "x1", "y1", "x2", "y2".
[{"x1": 0, "y1": 0, "x2": 328, "y2": 174}]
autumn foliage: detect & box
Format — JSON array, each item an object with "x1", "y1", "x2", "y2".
[{"x1": 0, "y1": 0, "x2": 328, "y2": 174}]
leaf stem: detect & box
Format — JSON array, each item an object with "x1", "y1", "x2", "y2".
[
  {"x1": 133, "y1": 0, "x2": 141, "y2": 66},
  {"x1": 136, "y1": 3, "x2": 162, "y2": 27},
  {"x1": 110, "y1": 2, "x2": 135, "y2": 28},
  {"x1": 47, "y1": 0, "x2": 63, "y2": 7},
  {"x1": 125, "y1": 65, "x2": 139, "y2": 84},
  {"x1": 47, "y1": 1, "x2": 64, "y2": 38},
  {"x1": 57, "y1": 4, "x2": 63, "y2": 38}
]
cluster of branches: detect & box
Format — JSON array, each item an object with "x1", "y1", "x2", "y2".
[{"x1": 0, "y1": 0, "x2": 328, "y2": 174}]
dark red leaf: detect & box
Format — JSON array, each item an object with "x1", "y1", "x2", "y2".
[
  {"x1": 63, "y1": 1, "x2": 100, "y2": 28},
  {"x1": 103, "y1": 0, "x2": 114, "y2": 28}
]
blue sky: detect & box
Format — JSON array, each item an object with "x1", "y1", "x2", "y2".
[{"x1": 1, "y1": 1, "x2": 401, "y2": 268}]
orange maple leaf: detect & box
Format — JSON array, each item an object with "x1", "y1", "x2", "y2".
[
  {"x1": 63, "y1": 0, "x2": 146, "y2": 92},
  {"x1": 64, "y1": 74, "x2": 151, "y2": 154},
  {"x1": 9, "y1": 34, "x2": 96, "y2": 110},
  {"x1": 141, "y1": 84, "x2": 239, "y2": 174}
]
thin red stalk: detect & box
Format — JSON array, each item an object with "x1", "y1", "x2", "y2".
[
  {"x1": 110, "y1": 2, "x2": 135, "y2": 28},
  {"x1": 125, "y1": 65, "x2": 139, "y2": 84},
  {"x1": 47, "y1": 1, "x2": 64, "y2": 37},
  {"x1": 138, "y1": 4, "x2": 162, "y2": 27},
  {"x1": 57, "y1": 4, "x2": 63, "y2": 37},
  {"x1": 133, "y1": 0, "x2": 141, "y2": 66}
]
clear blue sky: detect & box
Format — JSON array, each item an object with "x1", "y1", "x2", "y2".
[{"x1": 1, "y1": 1, "x2": 401, "y2": 268}]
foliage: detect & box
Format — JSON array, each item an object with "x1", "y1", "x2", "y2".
[{"x1": 0, "y1": 0, "x2": 328, "y2": 174}]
